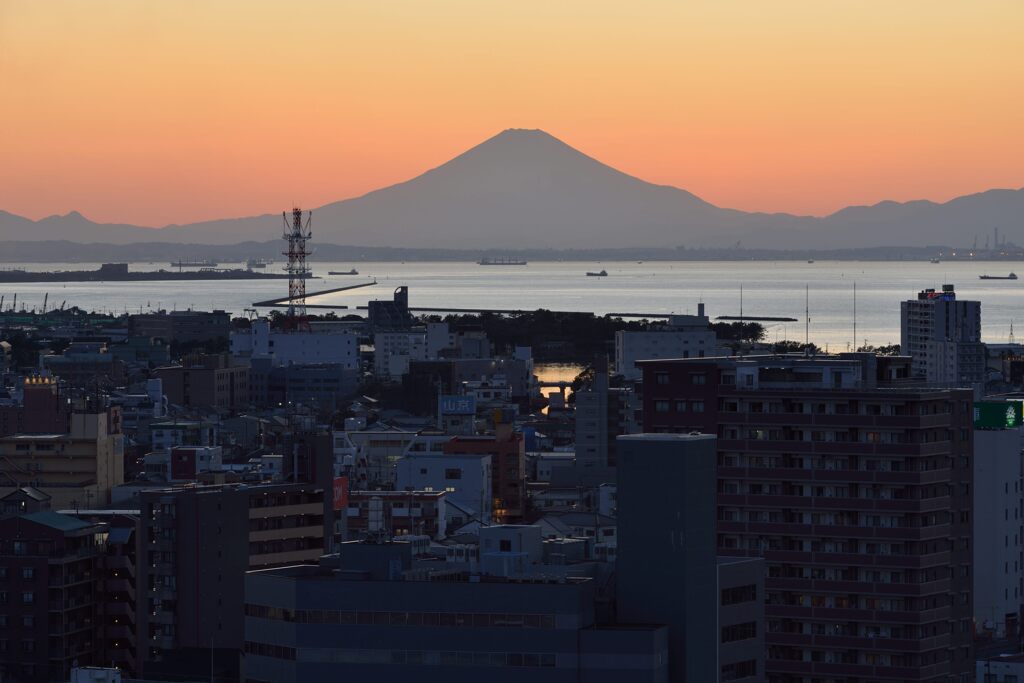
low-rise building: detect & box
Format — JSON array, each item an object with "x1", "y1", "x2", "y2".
[
  {"x1": 614, "y1": 304, "x2": 725, "y2": 380},
  {"x1": 396, "y1": 451, "x2": 492, "y2": 525},
  {"x1": 231, "y1": 318, "x2": 358, "y2": 369},
  {"x1": 242, "y1": 540, "x2": 669, "y2": 683},
  {"x1": 346, "y1": 490, "x2": 447, "y2": 540},
  {"x1": 0, "y1": 406, "x2": 124, "y2": 508},
  {"x1": 154, "y1": 353, "x2": 249, "y2": 410}
]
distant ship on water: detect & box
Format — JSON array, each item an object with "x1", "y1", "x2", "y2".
[
  {"x1": 979, "y1": 272, "x2": 1018, "y2": 280},
  {"x1": 478, "y1": 257, "x2": 527, "y2": 266},
  {"x1": 171, "y1": 259, "x2": 218, "y2": 268},
  {"x1": 246, "y1": 257, "x2": 273, "y2": 269}
]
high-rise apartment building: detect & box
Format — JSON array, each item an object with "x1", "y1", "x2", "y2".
[
  {"x1": 135, "y1": 482, "x2": 328, "y2": 682},
  {"x1": 640, "y1": 354, "x2": 974, "y2": 683},
  {"x1": 900, "y1": 284, "x2": 984, "y2": 385}
]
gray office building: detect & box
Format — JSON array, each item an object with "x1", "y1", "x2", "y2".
[
  {"x1": 617, "y1": 433, "x2": 764, "y2": 682},
  {"x1": 243, "y1": 540, "x2": 669, "y2": 683}
]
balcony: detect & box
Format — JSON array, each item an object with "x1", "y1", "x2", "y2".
[
  {"x1": 765, "y1": 576, "x2": 951, "y2": 597},
  {"x1": 105, "y1": 624, "x2": 133, "y2": 639},
  {"x1": 106, "y1": 578, "x2": 134, "y2": 595},
  {"x1": 249, "y1": 502, "x2": 321, "y2": 519},
  {"x1": 249, "y1": 526, "x2": 324, "y2": 543},
  {"x1": 765, "y1": 604, "x2": 952, "y2": 625},
  {"x1": 149, "y1": 634, "x2": 175, "y2": 650},
  {"x1": 719, "y1": 465, "x2": 953, "y2": 486},
  {"x1": 248, "y1": 547, "x2": 323, "y2": 567},
  {"x1": 106, "y1": 601, "x2": 134, "y2": 617}
]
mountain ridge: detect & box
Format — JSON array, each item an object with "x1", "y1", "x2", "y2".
[{"x1": 1, "y1": 129, "x2": 1021, "y2": 249}]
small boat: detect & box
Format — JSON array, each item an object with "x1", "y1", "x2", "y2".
[
  {"x1": 979, "y1": 272, "x2": 1018, "y2": 280},
  {"x1": 478, "y1": 257, "x2": 527, "y2": 266},
  {"x1": 246, "y1": 257, "x2": 272, "y2": 269},
  {"x1": 930, "y1": 258, "x2": 941, "y2": 264},
  {"x1": 807, "y1": 259, "x2": 815, "y2": 264},
  {"x1": 328, "y1": 269, "x2": 359, "y2": 275},
  {"x1": 586, "y1": 269, "x2": 608, "y2": 277}
]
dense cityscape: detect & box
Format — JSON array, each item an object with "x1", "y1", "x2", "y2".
[
  {"x1": 1, "y1": 235, "x2": 1023, "y2": 683},
  {"x1": 4, "y1": 2, "x2": 1023, "y2": 682}
]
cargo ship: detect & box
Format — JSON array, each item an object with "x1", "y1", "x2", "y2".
[
  {"x1": 328, "y1": 269, "x2": 359, "y2": 275},
  {"x1": 170, "y1": 259, "x2": 219, "y2": 268},
  {"x1": 979, "y1": 272, "x2": 1018, "y2": 280},
  {"x1": 246, "y1": 258, "x2": 273, "y2": 269},
  {"x1": 478, "y1": 257, "x2": 527, "y2": 266},
  {"x1": 586, "y1": 269, "x2": 608, "y2": 277},
  {"x1": 0, "y1": 263, "x2": 312, "y2": 283}
]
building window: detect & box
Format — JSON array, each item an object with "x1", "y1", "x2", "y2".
[
  {"x1": 444, "y1": 469, "x2": 463, "y2": 480},
  {"x1": 721, "y1": 621, "x2": 757, "y2": 643},
  {"x1": 675, "y1": 401, "x2": 687, "y2": 412},
  {"x1": 692, "y1": 401, "x2": 705, "y2": 413},
  {"x1": 655, "y1": 373, "x2": 670, "y2": 385},
  {"x1": 21, "y1": 616, "x2": 33, "y2": 628},
  {"x1": 721, "y1": 584, "x2": 757, "y2": 605},
  {"x1": 21, "y1": 568, "x2": 33, "y2": 580},
  {"x1": 691, "y1": 374, "x2": 706, "y2": 385},
  {"x1": 721, "y1": 660, "x2": 757, "y2": 681},
  {"x1": 21, "y1": 592, "x2": 33, "y2": 605},
  {"x1": 654, "y1": 400, "x2": 670, "y2": 413}
]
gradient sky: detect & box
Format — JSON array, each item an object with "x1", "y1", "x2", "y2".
[{"x1": 1, "y1": 1, "x2": 1022, "y2": 227}]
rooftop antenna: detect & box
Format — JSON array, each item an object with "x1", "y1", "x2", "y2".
[
  {"x1": 739, "y1": 284, "x2": 743, "y2": 319},
  {"x1": 1010, "y1": 321, "x2": 1016, "y2": 345}
]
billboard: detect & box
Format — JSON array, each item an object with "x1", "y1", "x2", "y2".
[
  {"x1": 974, "y1": 401, "x2": 1024, "y2": 430},
  {"x1": 440, "y1": 395, "x2": 476, "y2": 415},
  {"x1": 332, "y1": 476, "x2": 349, "y2": 511}
]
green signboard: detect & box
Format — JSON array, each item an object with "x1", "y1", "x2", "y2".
[{"x1": 974, "y1": 401, "x2": 1024, "y2": 429}]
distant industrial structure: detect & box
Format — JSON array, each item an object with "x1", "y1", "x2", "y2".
[{"x1": 282, "y1": 207, "x2": 313, "y2": 322}]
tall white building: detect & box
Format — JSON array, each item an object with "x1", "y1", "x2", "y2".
[
  {"x1": 614, "y1": 303, "x2": 725, "y2": 380},
  {"x1": 900, "y1": 284, "x2": 984, "y2": 385}
]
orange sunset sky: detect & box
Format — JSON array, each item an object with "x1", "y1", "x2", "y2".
[{"x1": 1, "y1": 1, "x2": 1022, "y2": 227}]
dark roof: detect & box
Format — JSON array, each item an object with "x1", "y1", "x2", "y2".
[
  {"x1": 1, "y1": 486, "x2": 51, "y2": 502},
  {"x1": 21, "y1": 511, "x2": 95, "y2": 533}
]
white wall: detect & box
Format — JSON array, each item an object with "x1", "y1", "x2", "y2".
[{"x1": 396, "y1": 452, "x2": 492, "y2": 524}]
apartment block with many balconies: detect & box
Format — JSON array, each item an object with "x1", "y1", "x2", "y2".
[{"x1": 640, "y1": 353, "x2": 974, "y2": 683}]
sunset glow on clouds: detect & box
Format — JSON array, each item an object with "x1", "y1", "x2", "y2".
[{"x1": 1, "y1": 0, "x2": 1022, "y2": 226}]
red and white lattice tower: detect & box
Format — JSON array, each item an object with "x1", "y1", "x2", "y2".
[{"x1": 282, "y1": 207, "x2": 312, "y2": 321}]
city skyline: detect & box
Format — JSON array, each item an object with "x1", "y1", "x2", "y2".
[{"x1": 2, "y1": 1, "x2": 1022, "y2": 227}]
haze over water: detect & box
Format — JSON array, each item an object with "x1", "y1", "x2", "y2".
[{"x1": 2, "y1": 260, "x2": 1020, "y2": 349}]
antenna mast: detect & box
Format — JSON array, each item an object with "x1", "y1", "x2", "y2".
[{"x1": 282, "y1": 207, "x2": 312, "y2": 324}]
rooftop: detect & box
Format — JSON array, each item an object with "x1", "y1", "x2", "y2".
[{"x1": 22, "y1": 511, "x2": 97, "y2": 533}]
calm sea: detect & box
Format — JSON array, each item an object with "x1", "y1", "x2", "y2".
[{"x1": 2, "y1": 260, "x2": 1021, "y2": 348}]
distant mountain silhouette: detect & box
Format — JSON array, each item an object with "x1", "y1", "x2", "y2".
[{"x1": 1, "y1": 129, "x2": 1021, "y2": 249}]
